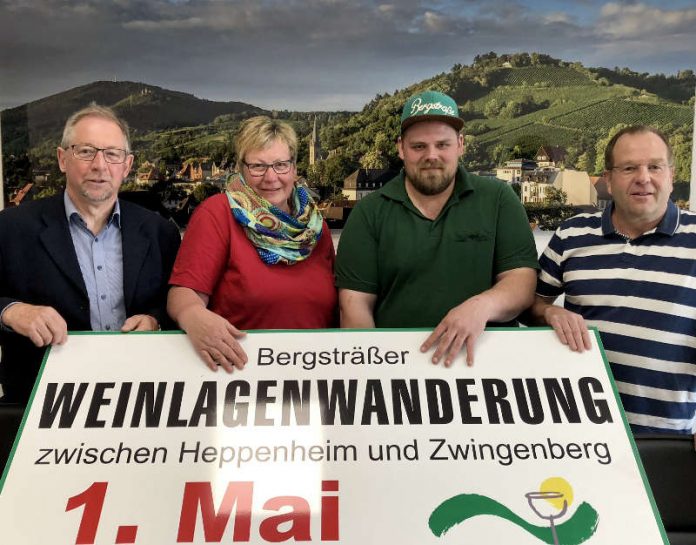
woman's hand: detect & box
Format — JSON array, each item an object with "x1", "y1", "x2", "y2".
[
  {"x1": 167, "y1": 286, "x2": 247, "y2": 372},
  {"x1": 178, "y1": 306, "x2": 248, "y2": 372}
]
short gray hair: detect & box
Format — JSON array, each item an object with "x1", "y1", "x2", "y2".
[{"x1": 61, "y1": 103, "x2": 131, "y2": 152}]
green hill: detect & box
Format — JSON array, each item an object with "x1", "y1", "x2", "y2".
[
  {"x1": 1, "y1": 81, "x2": 267, "y2": 154},
  {"x1": 2, "y1": 51, "x2": 694, "y2": 198},
  {"x1": 316, "y1": 52, "x2": 693, "y2": 183},
  {"x1": 487, "y1": 66, "x2": 596, "y2": 87},
  {"x1": 549, "y1": 98, "x2": 692, "y2": 131},
  {"x1": 590, "y1": 66, "x2": 696, "y2": 104}
]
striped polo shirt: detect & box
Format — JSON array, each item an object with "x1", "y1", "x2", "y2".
[{"x1": 537, "y1": 201, "x2": 696, "y2": 434}]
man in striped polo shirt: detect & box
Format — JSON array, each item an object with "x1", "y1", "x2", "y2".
[{"x1": 531, "y1": 125, "x2": 696, "y2": 434}]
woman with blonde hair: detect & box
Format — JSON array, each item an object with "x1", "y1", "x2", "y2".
[{"x1": 168, "y1": 116, "x2": 336, "y2": 371}]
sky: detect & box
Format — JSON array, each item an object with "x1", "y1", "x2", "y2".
[{"x1": 1, "y1": 0, "x2": 695, "y2": 112}]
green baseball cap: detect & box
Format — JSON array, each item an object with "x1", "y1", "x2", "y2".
[{"x1": 400, "y1": 90, "x2": 464, "y2": 133}]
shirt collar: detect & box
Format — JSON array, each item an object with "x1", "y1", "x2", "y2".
[
  {"x1": 601, "y1": 200, "x2": 679, "y2": 238},
  {"x1": 63, "y1": 191, "x2": 121, "y2": 229}
]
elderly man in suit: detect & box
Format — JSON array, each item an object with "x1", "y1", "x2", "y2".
[{"x1": 0, "y1": 103, "x2": 180, "y2": 404}]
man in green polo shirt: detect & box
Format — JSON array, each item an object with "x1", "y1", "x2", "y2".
[{"x1": 335, "y1": 90, "x2": 538, "y2": 366}]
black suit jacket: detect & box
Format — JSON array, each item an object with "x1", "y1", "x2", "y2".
[{"x1": 0, "y1": 193, "x2": 181, "y2": 403}]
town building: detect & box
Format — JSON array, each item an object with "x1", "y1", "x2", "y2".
[
  {"x1": 177, "y1": 160, "x2": 214, "y2": 182},
  {"x1": 211, "y1": 159, "x2": 230, "y2": 178},
  {"x1": 520, "y1": 169, "x2": 597, "y2": 206},
  {"x1": 535, "y1": 146, "x2": 567, "y2": 168},
  {"x1": 495, "y1": 145, "x2": 595, "y2": 207},
  {"x1": 342, "y1": 168, "x2": 399, "y2": 201},
  {"x1": 136, "y1": 161, "x2": 163, "y2": 186},
  {"x1": 495, "y1": 158, "x2": 538, "y2": 182}
]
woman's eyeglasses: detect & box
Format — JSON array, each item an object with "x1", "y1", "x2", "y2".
[{"x1": 243, "y1": 160, "x2": 294, "y2": 176}]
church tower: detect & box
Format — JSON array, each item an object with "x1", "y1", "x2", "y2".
[{"x1": 309, "y1": 116, "x2": 322, "y2": 166}]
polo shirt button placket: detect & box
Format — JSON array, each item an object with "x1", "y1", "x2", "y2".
[{"x1": 620, "y1": 239, "x2": 639, "y2": 264}]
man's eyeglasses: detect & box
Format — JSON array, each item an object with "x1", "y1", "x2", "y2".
[
  {"x1": 243, "y1": 159, "x2": 294, "y2": 177},
  {"x1": 70, "y1": 144, "x2": 129, "y2": 164},
  {"x1": 611, "y1": 163, "x2": 670, "y2": 177}
]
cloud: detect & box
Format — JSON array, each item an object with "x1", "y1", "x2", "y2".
[
  {"x1": 590, "y1": 2, "x2": 696, "y2": 69},
  {"x1": 124, "y1": 16, "x2": 206, "y2": 30},
  {"x1": 599, "y1": 2, "x2": 696, "y2": 38},
  {"x1": 543, "y1": 12, "x2": 571, "y2": 24},
  {"x1": 0, "y1": 0, "x2": 693, "y2": 111},
  {"x1": 421, "y1": 10, "x2": 457, "y2": 33}
]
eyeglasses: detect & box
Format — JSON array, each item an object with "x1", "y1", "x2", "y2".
[
  {"x1": 242, "y1": 159, "x2": 294, "y2": 176},
  {"x1": 70, "y1": 144, "x2": 129, "y2": 164},
  {"x1": 611, "y1": 163, "x2": 670, "y2": 177}
]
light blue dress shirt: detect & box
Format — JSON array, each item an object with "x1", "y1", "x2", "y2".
[{"x1": 64, "y1": 192, "x2": 126, "y2": 331}]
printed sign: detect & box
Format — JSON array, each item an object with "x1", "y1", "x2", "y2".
[{"x1": 0, "y1": 329, "x2": 667, "y2": 544}]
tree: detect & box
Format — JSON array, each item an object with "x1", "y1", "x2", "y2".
[
  {"x1": 525, "y1": 203, "x2": 576, "y2": 230},
  {"x1": 575, "y1": 151, "x2": 594, "y2": 173},
  {"x1": 154, "y1": 181, "x2": 187, "y2": 204},
  {"x1": 594, "y1": 124, "x2": 628, "y2": 174},
  {"x1": 510, "y1": 52, "x2": 531, "y2": 67},
  {"x1": 511, "y1": 134, "x2": 546, "y2": 159},
  {"x1": 466, "y1": 120, "x2": 486, "y2": 136},
  {"x1": 545, "y1": 186, "x2": 567, "y2": 206},
  {"x1": 670, "y1": 129, "x2": 693, "y2": 181},
  {"x1": 307, "y1": 154, "x2": 356, "y2": 192},
  {"x1": 34, "y1": 187, "x2": 60, "y2": 200},
  {"x1": 360, "y1": 149, "x2": 388, "y2": 169},
  {"x1": 192, "y1": 182, "x2": 221, "y2": 203},
  {"x1": 155, "y1": 134, "x2": 181, "y2": 165},
  {"x1": 473, "y1": 52, "x2": 498, "y2": 68},
  {"x1": 120, "y1": 181, "x2": 141, "y2": 192},
  {"x1": 499, "y1": 100, "x2": 522, "y2": 119},
  {"x1": 462, "y1": 136, "x2": 487, "y2": 170},
  {"x1": 492, "y1": 143, "x2": 511, "y2": 166},
  {"x1": 483, "y1": 98, "x2": 502, "y2": 117},
  {"x1": 3, "y1": 153, "x2": 32, "y2": 189}
]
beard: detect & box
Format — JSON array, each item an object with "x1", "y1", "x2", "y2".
[
  {"x1": 79, "y1": 181, "x2": 115, "y2": 203},
  {"x1": 404, "y1": 160, "x2": 457, "y2": 196}
]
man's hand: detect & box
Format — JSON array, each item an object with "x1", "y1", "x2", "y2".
[
  {"x1": 121, "y1": 314, "x2": 159, "y2": 332},
  {"x1": 178, "y1": 306, "x2": 247, "y2": 373},
  {"x1": 543, "y1": 306, "x2": 591, "y2": 352},
  {"x1": 1, "y1": 303, "x2": 68, "y2": 347},
  {"x1": 420, "y1": 296, "x2": 491, "y2": 367}
]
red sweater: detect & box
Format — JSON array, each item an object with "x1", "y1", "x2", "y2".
[{"x1": 170, "y1": 194, "x2": 337, "y2": 329}]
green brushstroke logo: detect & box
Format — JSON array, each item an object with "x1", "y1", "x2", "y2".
[{"x1": 429, "y1": 477, "x2": 599, "y2": 544}]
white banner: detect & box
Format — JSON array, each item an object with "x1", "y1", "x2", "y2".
[{"x1": 0, "y1": 329, "x2": 667, "y2": 544}]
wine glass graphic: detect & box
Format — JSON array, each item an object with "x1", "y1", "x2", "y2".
[{"x1": 525, "y1": 490, "x2": 568, "y2": 545}]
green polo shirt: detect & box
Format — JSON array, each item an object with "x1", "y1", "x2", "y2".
[{"x1": 335, "y1": 167, "x2": 538, "y2": 328}]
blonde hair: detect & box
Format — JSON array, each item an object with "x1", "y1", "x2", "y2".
[
  {"x1": 61, "y1": 103, "x2": 131, "y2": 152},
  {"x1": 234, "y1": 116, "x2": 297, "y2": 171}
]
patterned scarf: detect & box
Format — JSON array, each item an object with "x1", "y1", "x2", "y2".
[{"x1": 226, "y1": 173, "x2": 324, "y2": 265}]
